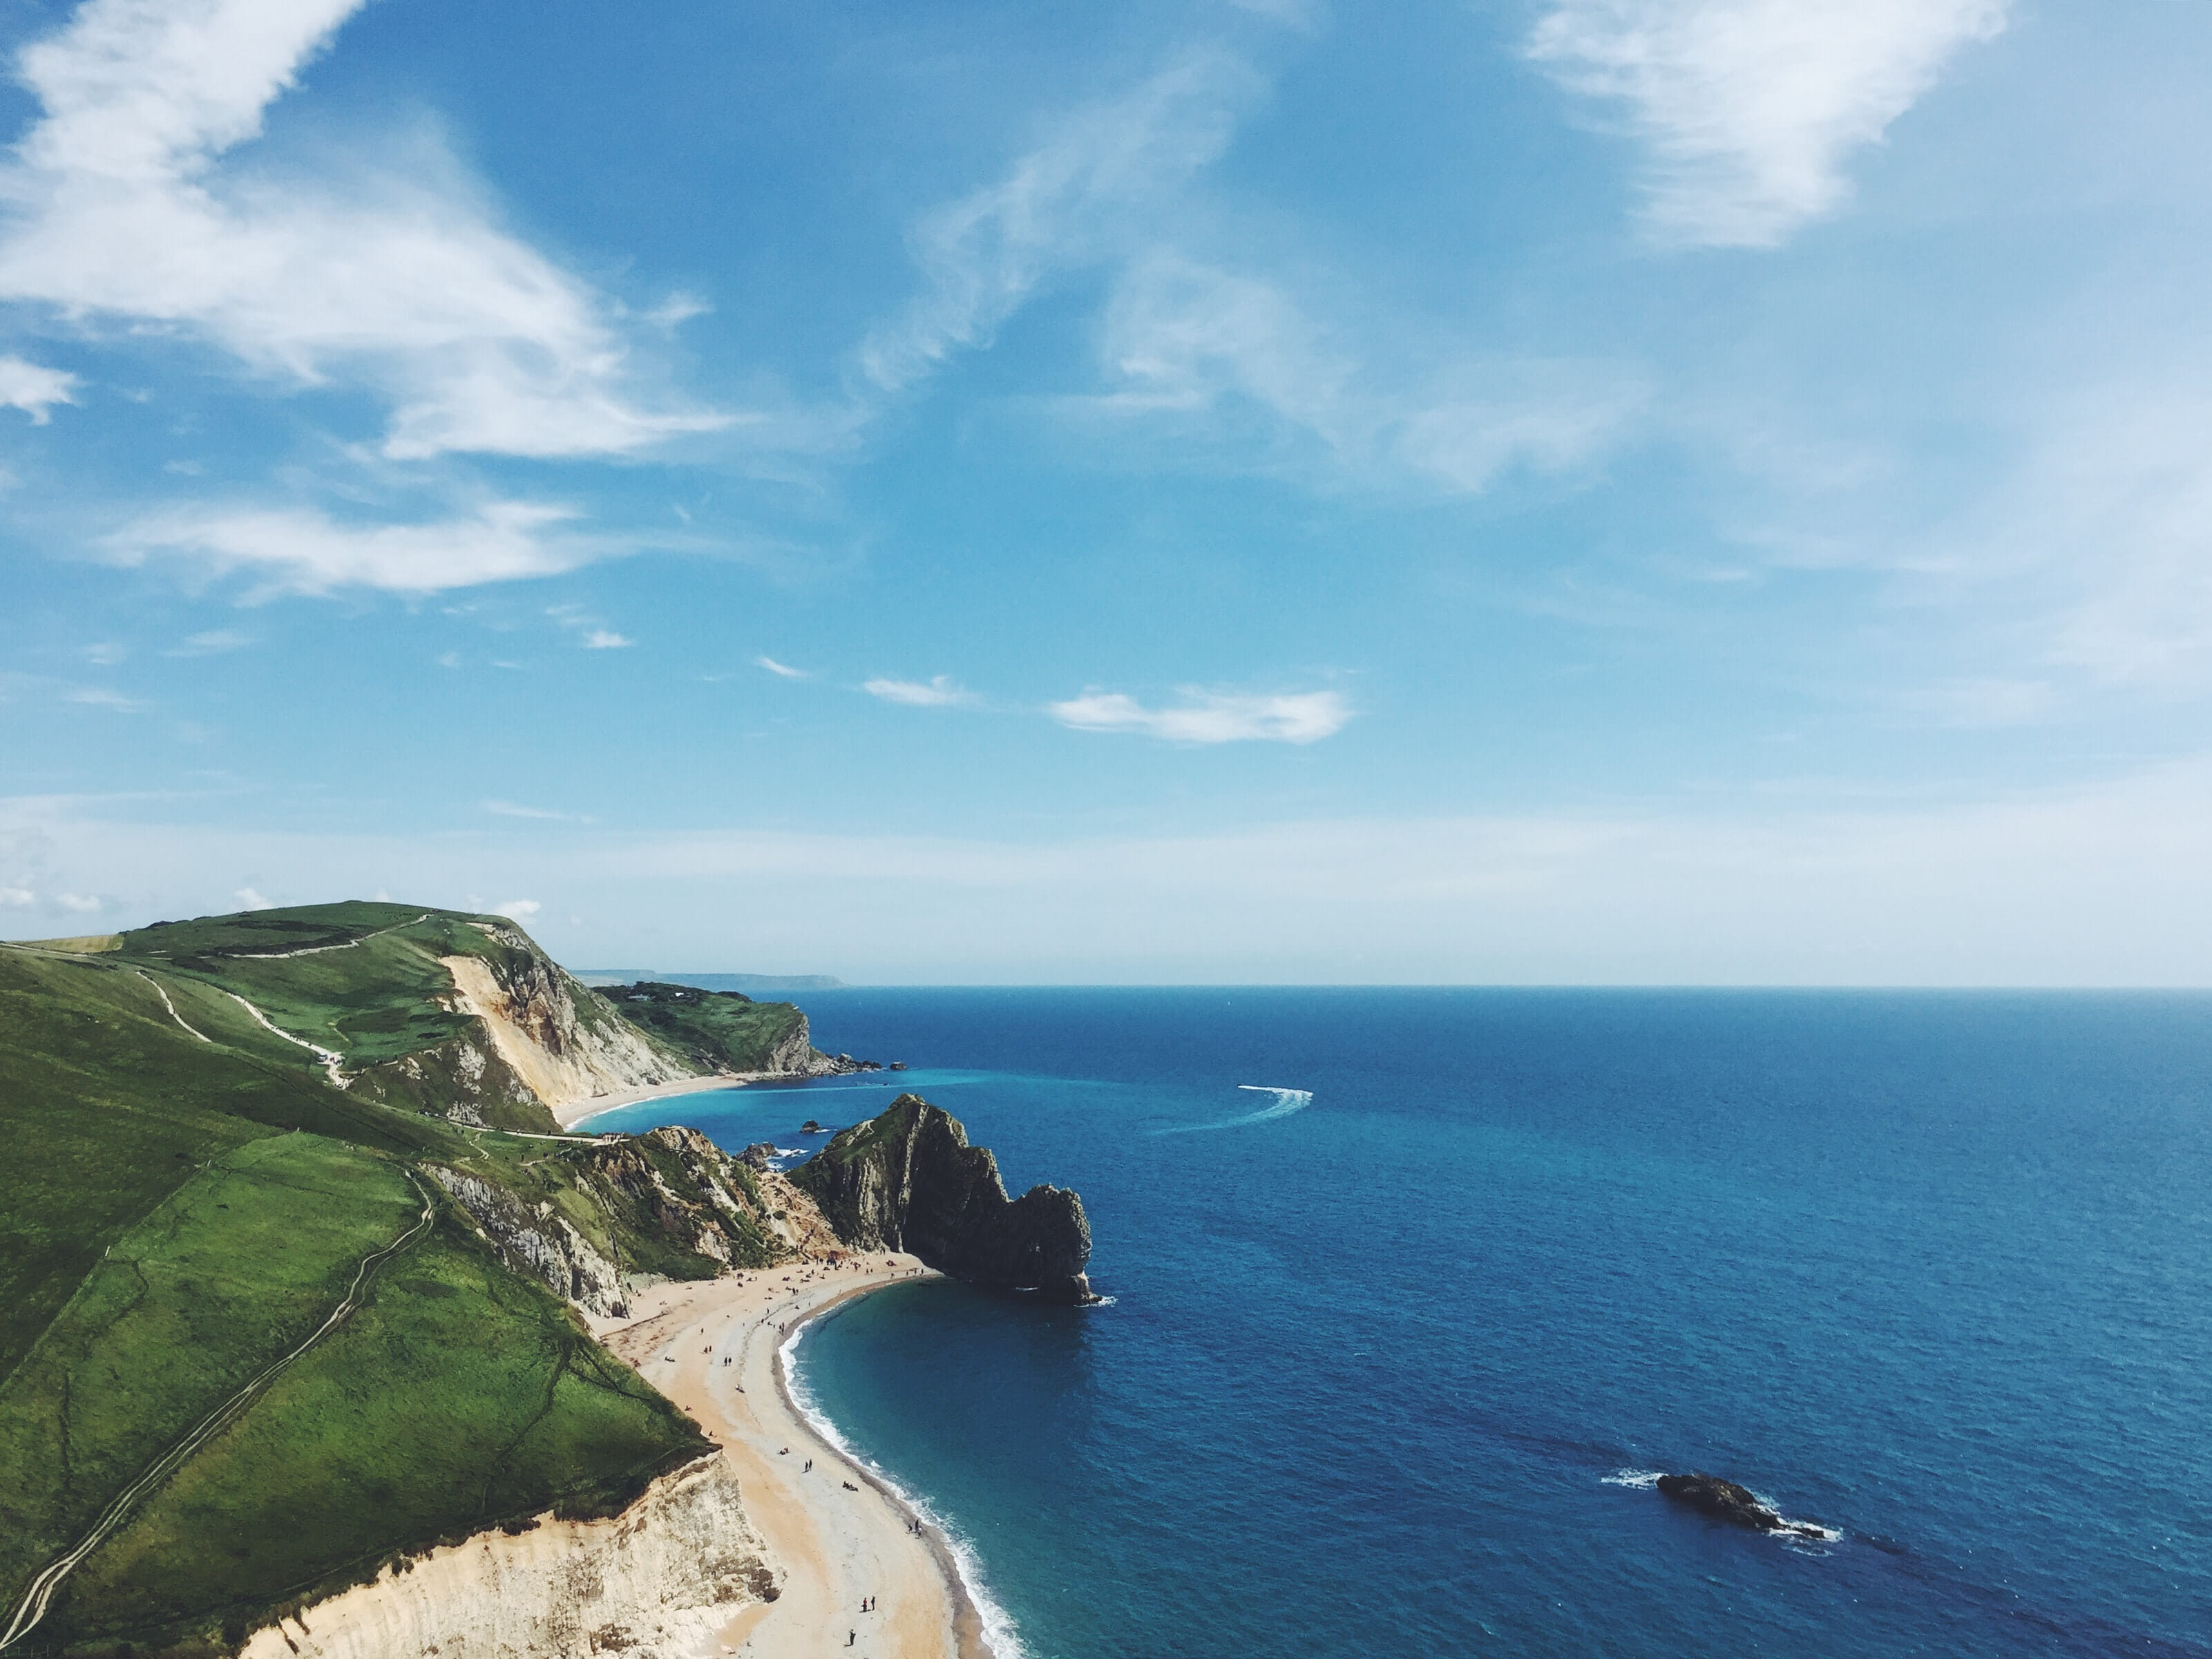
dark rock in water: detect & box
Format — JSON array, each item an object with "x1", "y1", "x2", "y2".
[
  {"x1": 800, "y1": 1119, "x2": 826, "y2": 1134},
  {"x1": 740, "y1": 1142, "x2": 778, "y2": 1169},
  {"x1": 790, "y1": 1093, "x2": 1096, "y2": 1303},
  {"x1": 888, "y1": 1061, "x2": 908, "y2": 1071},
  {"x1": 1657, "y1": 1473, "x2": 1828, "y2": 1539}
]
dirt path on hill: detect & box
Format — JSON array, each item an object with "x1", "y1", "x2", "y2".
[{"x1": 0, "y1": 1175, "x2": 437, "y2": 1653}]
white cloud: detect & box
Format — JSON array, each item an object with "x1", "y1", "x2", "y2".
[
  {"x1": 0, "y1": 886, "x2": 33, "y2": 905},
  {"x1": 483, "y1": 800, "x2": 592, "y2": 823},
  {"x1": 858, "y1": 50, "x2": 1261, "y2": 393},
  {"x1": 582, "y1": 629, "x2": 633, "y2": 650},
  {"x1": 82, "y1": 641, "x2": 127, "y2": 665},
  {"x1": 1087, "y1": 253, "x2": 1641, "y2": 492},
  {"x1": 110, "y1": 499, "x2": 591, "y2": 594},
  {"x1": 168, "y1": 628, "x2": 251, "y2": 656},
  {"x1": 0, "y1": 354, "x2": 77, "y2": 422},
  {"x1": 67, "y1": 685, "x2": 147, "y2": 712},
  {"x1": 1050, "y1": 688, "x2": 1351, "y2": 744},
  {"x1": 1529, "y1": 0, "x2": 2010, "y2": 246},
  {"x1": 863, "y1": 675, "x2": 978, "y2": 708},
  {"x1": 233, "y1": 885, "x2": 271, "y2": 909},
  {"x1": 0, "y1": 0, "x2": 727, "y2": 459},
  {"x1": 57, "y1": 891, "x2": 101, "y2": 912},
  {"x1": 494, "y1": 898, "x2": 540, "y2": 920},
  {"x1": 756, "y1": 655, "x2": 810, "y2": 679}
]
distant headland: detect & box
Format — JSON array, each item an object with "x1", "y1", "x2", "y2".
[{"x1": 578, "y1": 969, "x2": 848, "y2": 994}]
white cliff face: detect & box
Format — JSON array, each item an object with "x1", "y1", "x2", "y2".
[
  {"x1": 442, "y1": 946, "x2": 692, "y2": 1110},
  {"x1": 240, "y1": 1458, "x2": 774, "y2": 1659}
]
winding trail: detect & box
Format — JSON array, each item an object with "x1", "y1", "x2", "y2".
[
  {"x1": 133, "y1": 969, "x2": 210, "y2": 1043},
  {"x1": 0, "y1": 1175, "x2": 438, "y2": 1653},
  {"x1": 226, "y1": 992, "x2": 350, "y2": 1090},
  {"x1": 231, "y1": 915, "x2": 431, "y2": 960}
]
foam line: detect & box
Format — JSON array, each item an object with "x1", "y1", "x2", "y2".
[
  {"x1": 781, "y1": 1320, "x2": 1027, "y2": 1659},
  {"x1": 1152, "y1": 1085, "x2": 1315, "y2": 1135}
]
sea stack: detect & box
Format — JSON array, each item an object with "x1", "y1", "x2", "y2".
[{"x1": 790, "y1": 1094, "x2": 1096, "y2": 1302}]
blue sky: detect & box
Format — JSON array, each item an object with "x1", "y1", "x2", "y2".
[{"x1": 3, "y1": 0, "x2": 2210, "y2": 983}]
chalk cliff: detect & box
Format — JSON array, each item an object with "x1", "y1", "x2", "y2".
[{"x1": 237, "y1": 1457, "x2": 775, "y2": 1659}]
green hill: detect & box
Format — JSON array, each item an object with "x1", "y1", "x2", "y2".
[
  {"x1": 0, "y1": 903, "x2": 835, "y2": 1657},
  {"x1": 593, "y1": 980, "x2": 814, "y2": 1075}
]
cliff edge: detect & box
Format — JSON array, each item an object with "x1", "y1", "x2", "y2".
[{"x1": 790, "y1": 1094, "x2": 1094, "y2": 1302}]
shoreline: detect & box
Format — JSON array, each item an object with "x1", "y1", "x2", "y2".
[
  {"x1": 559, "y1": 1072, "x2": 752, "y2": 1130},
  {"x1": 773, "y1": 1296, "x2": 999, "y2": 1659},
  {"x1": 594, "y1": 1255, "x2": 995, "y2": 1659}
]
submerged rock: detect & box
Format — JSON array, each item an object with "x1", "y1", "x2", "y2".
[
  {"x1": 790, "y1": 1093, "x2": 1096, "y2": 1302},
  {"x1": 1656, "y1": 1473, "x2": 1829, "y2": 1539}
]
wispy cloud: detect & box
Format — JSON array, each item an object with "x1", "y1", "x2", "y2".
[
  {"x1": 66, "y1": 685, "x2": 148, "y2": 713},
  {"x1": 857, "y1": 49, "x2": 1261, "y2": 395},
  {"x1": 581, "y1": 629, "x2": 633, "y2": 650},
  {"x1": 0, "y1": 355, "x2": 76, "y2": 422},
  {"x1": 109, "y1": 500, "x2": 591, "y2": 595},
  {"x1": 1050, "y1": 688, "x2": 1351, "y2": 744},
  {"x1": 0, "y1": 0, "x2": 728, "y2": 459},
  {"x1": 756, "y1": 655, "x2": 810, "y2": 679},
  {"x1": 494, "y1": 898, "x2": 540, "y2": 920},
  {"x1": 483, "y1": 800, "x2": 593, "y2": 823},
  {"x1": 1082, "y1": 252, "x2": 1643, "y2": 493},
  {"x1": 234, "y1": 885, "x2": 272, "y2": 909},
  {"x1": 863, "y1": 675, "x2": 978, "y2": 709},
  {"x1": 1529, "y1": 0, "x2": 2010, "y2": 246},
  {"x1": 167, "y1": 628, "x2": 252, "y2": 656}
]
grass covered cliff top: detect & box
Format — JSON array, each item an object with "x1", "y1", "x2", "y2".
[{"x1": 0, "y1": 900, "x2": 821, "y2": 1657}]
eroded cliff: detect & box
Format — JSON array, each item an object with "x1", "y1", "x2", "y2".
[{"x1": 237, "y1": 1457, "x2": 776, "y2": 1659}]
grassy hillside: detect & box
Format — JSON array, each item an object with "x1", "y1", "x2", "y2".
[
  {"x1": 598, "y1": 980, "x2": 814, "y2": 1074},
  {"x1": 0, "y1": 905, "x2": 803, "y2": 1657}
]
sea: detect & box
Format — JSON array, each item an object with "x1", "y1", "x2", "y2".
[{"x1": 580, "y1": 989, "x2": 2212, "y2": 1658}]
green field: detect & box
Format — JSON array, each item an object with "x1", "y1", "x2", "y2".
[{"x1": 0, "y1": 906, "x2": 764, "y2": 1656}]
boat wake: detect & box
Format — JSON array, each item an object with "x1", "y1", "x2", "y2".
[{"x1": 1152, "y1": 1086, "x2": 1314, "y2": 1135}]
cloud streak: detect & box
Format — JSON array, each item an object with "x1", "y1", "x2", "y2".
[
  {"x1": 1529, "y1": 0, "x2": 2010, "y2": 246},
  {"x1": 863, "y1": 675, "x2": 978, "y2": 709},
  {"x1": 1050, "y1": 688, "x2": 1351, "y2": 744},
  {"x1": 108, "y1": 500, "x2": 595, "y2": 595},
  {"x1": 857, "y1": 48, "x2": 1262, "y2": 395}
]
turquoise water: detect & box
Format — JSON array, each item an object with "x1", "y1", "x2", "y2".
[{"x1": 585, "y1": 990, "x2": 2212, "y2": 1657}]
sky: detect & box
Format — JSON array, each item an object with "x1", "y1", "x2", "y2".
[{"x1": 3, "y1": 0, "x2": 2211, "y2": 984}]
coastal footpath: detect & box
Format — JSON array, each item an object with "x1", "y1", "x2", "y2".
[{"x1": 0, "y1": 902, "x2": 1087, "y2": 1658}]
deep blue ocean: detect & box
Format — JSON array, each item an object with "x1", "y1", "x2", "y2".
[{"x1": 584, "y1": 990, "x2": 2212, "y2": 1658}]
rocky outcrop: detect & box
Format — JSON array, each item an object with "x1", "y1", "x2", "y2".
[
  {"x1": 443, "y1": 942, "x2": 695, "y2": 1112},
  {"x1": 353, "y1": 1034, "x2": 555, "y2": 1132},
  {"x1": 1656, "y1": 1474, "x2": 1831, "y2": 1539},
  {"x1": 238, "y1": 1457, "x2": 775, "y2": 1659},
  {"x1": 428, "y1": 1167, "x2": 632, "y2": 1316},
  {"x1": 790, "y1": 1094, "x2": 1095, "y2": 1302},
  {"x1": 432, "y1": 1128, "x2": 845, "y2": 1316}
]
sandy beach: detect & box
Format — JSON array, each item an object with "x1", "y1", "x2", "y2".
[
  {"x1": 559, "y1": 1073, "x2": 755, "y2": 1130},
  {"x1": 593, "y1": 1255, "x2": 993, "y2": 1659}
]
